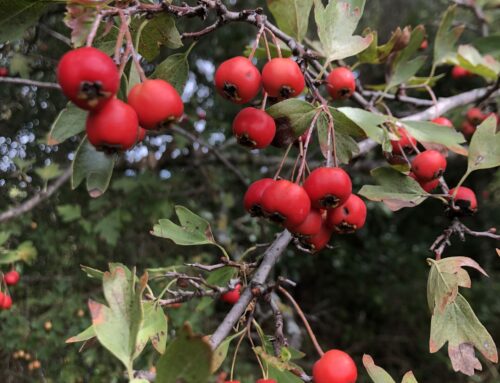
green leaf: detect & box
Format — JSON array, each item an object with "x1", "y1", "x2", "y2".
[
  {"x1": 268, "y1": 366, "x2": 303, "y2": 383},
  {"x1": 363, "y1": 354, "x2": 396, "y2": 383},
  {"x1": 266, "y1": 99, "x2": 317, "y2": 137},
  {"x1": 267, "y1": 0, "x2": 313, "y2": 42},
  {"x1": 401, "y1": 120, "x2": 466, "y2": 155},
  {"x1": 66, "y1": 325, "x2": 96, "y2": 344},
  {"x1": 433, "y1": 5, "x2": 464, "y2": 67},
  {"x1": 94, "y1": 209, "x2": 132, "y2": 246},
  {"x1": 56, "y1": 204, "x2": 82, "y2": 223},
  {"x1": 152, "y1": 53, "x2": 189, "y2": 94},
  {"x1": 358, "y1": 27, "x2": 411, "y2": 64},
  {"x1": 316, "y1": 114, "x2": 360, "y2": 164},
  {"x1": 156, "y1": 324, "x2": 212, "y2": 383},
  {"x1": 0, "y1": 232, "x2": 10, "y2": 247},
  {"x1": 211, "y1": 329, "x2": 245, "y2": 373},
  {"x1": 254, "y1": 346, "x2": 305, "y2": 376},
  {"x1": 136, "y1": 302, "x2": 168, "y2": 356},
  {"x1": 35, "y1": 163, "x2": 63, "y2": 181},
  {"x1": 358, "y1": 167, "x2": 428, "y2": 211},
  {"x1": 466, "y1": 115, "x2": 500, "y2": 173},
  {"x1": 473, "y1": 34, "x2": 500, "y2": 61},
  {"x1": 81, "y1": 265, "x2": 104, "y2": 280},
  {"x1": 151, "y1": 206, "x2": 223, "y2": 252},
  {"x1": 88, "y1": 266, "x2": 147, "y2": 372},
  {"x1": 47, "y1": 103, "x2": 87, "y2": 145},
  {"x1": 430, "y1": 294, "x2": 497, "y2": 375},
  {"x1": 0, "y1": 0, "x2": 48, "y2": 42},
  {"x1": 138, "y1": 13, "x2": 182, "y2": 61},
  {"x1": 244, "y1": 42, "x2": 292, "y2": 59},
  {"x1": 336, "y1": 107, "x2": 387, "y2": 143},
  {"x1": 9, "y1": 53, "x2": 32, "y2": 78},
  {"x1": 402, "y1": 372, "x2": 418, "y2": 383},
  {"x1": 313, "y1": 0, "x2": 372, "y2": 62},
  {"x1": 0, "y1": 241, "x2": 37, "y2": 265},
  {"x1": 457, "y1": 44, "x2": 500, "y2": 81},
  {"x1": 196, "y1": 266, "x2": 236, "y2": 312},
  {"x1": 71, "y1": 137, "x2": 116, "y2": 198}
]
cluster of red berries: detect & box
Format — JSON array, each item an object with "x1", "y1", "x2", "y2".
[
  {"x1": 0, "y1": 270, "x2": 20, "y2": 310},
  {"x1": 225, "y1": 348, "x2": 357, "y2": 383},
  {"x1": 215, "y1": 56, "x2": 355, "y2": 149},
  {"x1": 243, "y1": 168, "x2": 366, "y2": 253},
  {"x1": 57, "y1": 47, "x2": 183, "y2": 152}
]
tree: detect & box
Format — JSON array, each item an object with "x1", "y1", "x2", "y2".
[{"x1": 0, "y1": 0, "x2": 499, "y2": 382}]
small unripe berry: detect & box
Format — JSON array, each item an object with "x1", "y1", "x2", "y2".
[
  {"x1": 303, "y1": 167, "x2": 352, "y2": 209},
  {"x1": 313, "y1": 349, "x2": 357, "y2": 383},
  {"x1": 326, "y1": 67, "x2": 356, "y2": 100},
  {"x1": 411, "y1": 150, "x2": 447, "y2": 182},
  {"x1": 232, "y1": 107, "x2": 276, "y2": 149},
  {"x1": 261, "y1": 58, "x2": 305, "y2": 98},
  {"x1": 215, "y1": 57, "x2": 261, "y2": 104}
]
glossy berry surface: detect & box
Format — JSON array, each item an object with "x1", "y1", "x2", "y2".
[
  {"x1": 326, "y1": 67, "x2": 356, "y2": 100},
  {"x1": 390, "y1": 127, "x2": 417, "y2": 155},
  {"x1": 431, "y1": 117, "x2": 453, "y2": 128},
  {"x1": 286, "y1": 209, "x2": 323, "y2": 237},
  {"x1": 299, "y1": 225, "x2": 332, "y2": 252},
  {"x1": 4, "y1": 270, "x2": 20, "y2": 286},
  {"x1": 244, "y1": 178, "x2": 275, "y2": 217},
  {"x1": 303, "y1": 167, "x2": 352, "y2": 209},
  {"x1": 215, "y1": 56, "x2": 261, "y2": 104},
  {"x1": 57, "y1": 47, "x2": 119, "y2": 110},
  {"x1": 1, "y1": 294, "x2": 12, "y2": 310},
  {"x1": 449, "y1": 186, "x2": 478, "y2": 214},
  {"x1": 409, "y1": 172, "x2": 439, "y2": 193},
  {"x1": 326, "y1": 194, "x2": 367, "y2": 233},
  {"x1": 86, "y1": 98, "x2": 139, "y2": 152},
  {"x1": 313, "y1": 349, "x2": 358, "y2": 383},
  {"x1": 232, "y1": 107, "x2": 276, "y2": 149},
  {"x1": 261, "y1": 180, "x2": 311, "y2": 226},
  {"x1": 220, "y1": 284, "x2": 241, "y2": 305},
  {"x1": 128, "y1": 79, "x2": 184, "y2": 129},
  {"x1": 261, "y1": 58, "x2": 305, "y2": 98},
  {"x1": 451, "y1": 66, "x2": 472, "y2": 79},
  {"x1": 411, "y1": 150, "x2": 447, "y2": 182}
]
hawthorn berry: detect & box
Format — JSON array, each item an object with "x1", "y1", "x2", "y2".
[
  {"x1": 326, "y1": 67, "x2": 356, "y2": 100},
  {"x1": 303, "y1": 167, "x2": 352, "y2": 209},
  {"x1": 128, "y1": 79, "x2": 184, "y2": 129},
  {"x1": 431, "y1": 117, "x2": 453, "y2": 128},
  {"x1": 451, "y1": 66, "x2": 472, "y2": 79},
  {"x1": 390, "y1": 127, "x2": 417, "y2": 155},
  {"x1": 313, "y1": 349, "x2": 358, "y2": 383},
  {"x1": 0, "y1": 67, "x2": 8, "y2": 77},
  {"x1": 214, "y1": 56, "x2": 261, "y2": 104},
  {"x1": 4, "y1": 270, "x2": 20, "y2": 286},
  {"x1": 409, "y1": 172, "x2": 439, "y2": 193},
  {"x1": 220, "y1": 284, "x2": 241, "y2": 305},
  {"x1": 232, "y1": 107, "x2": 276, "y2": 149},
  {"x1": 86, "y1": 98, "x2": 140, "y2": 152},
  {"x1": 326, "y1": 194, "x2": 367, "y2": 234},
  {"x1": 261, "y1": 58, "x2": 305, "y2": 98},
  {"x1": 449, "y1": 186, "x2": 478, "y2": 214},
  {"x1": 1, "y1": 294, "x2": 12, "y2": 310},
  {"x1": 411, "y1": 150, "x2": 447, "y2": 182},
  {"x1": 57, "y1": 47, "x2": 119, "y2": 110},
  {"x1": 299, "y1": 225, "x2": 332, "y2": 253},
  {"x1": 461, "y1": 120, "x2": 476, "y2": 138},
  {"x1": 286, "y1": 209, "x2": 323, "y2": 237},
  {"x1": 261, "y1": 180, "x2": 311, "y2": 226},
  {"x1": 244, "y1": 178, "x2": 275, "y2": 217},
  {"x1": 466, "y1": 108, "x2": 485, "y2": 125},
  {"x1": 137, "y1": 127, "x2": 147, "y2": 142}
]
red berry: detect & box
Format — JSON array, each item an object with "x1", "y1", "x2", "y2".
[
  {"x1": 484, "y1": 112, "x2": 500, "y2": 125},
  {"x1": 244, "y1": 178, "x2": 276, "y2": 217},
  {"x1": 0, "y1": 67, "x2": 8, "y2": 77},
  {"x1": 215, "y1": 56, "x2": 261, "y2": 104},
  {"x1": 326, "y1": 194, "x2": 367, "y2": 234},
  {"x1": 128, "y1": 79, "x2": 184, "y2": 129},
  {"x1": 390, "y1": 127, "x2": 417, "y2": 155},
  {"x1": 0, "y1": 292, "x2": 4, "y2": 306},
  {"x1": 220, "y1": 284, "x2": 241, "y2": 305},
  {"x1": 86, "y1": 98, "x2": 140, "y2": 152},
  {"x1": 4, "y1": 271, "x2": 20, "y2": 286},
  {"x1": 449, "y1": 186, "x2": 478, "y2": 214},
  {"x1": 261, "y1": 180, "x2": 311, "y2": 226},
  {"x1": 57, "y1": 47, "x2": 119, "y2": 110},
  {"x1": 299, "y1": 225, "x2": 332, "y2": 252},
  {"x1": 326, "y1": 67, "x2": 356, "y2": 100},
  {"x1": 451, "y1": 66, "x2": 472, "y2": 79},
  {"x1": 286, "y1": 209, "x2": 323, "y2": 237},
  {"x1": 431, "y1": 117, "x2": 454, "y2": 128},
  {"x1": 313, "y1": 350, "x2": 357, "y2": 383},
  {"x1": 466, "y1": 108, "x2": 485, "y2": 125},
  {"x1": 232, "y1": 107, "x2": 276, "y2": 149},
  {"x1": 411, "y1": 150, "x2": 447, "y2": 182},
  {"x1": 303, "y1": 167, "x2": 352, "y2": 209},
  {"x1": 419, "y1": 39, "x2": 428, "y2": 50},
  {"x1": 137, "y1": 127, "x2": 147, "y2": 142},
  {"x1": 461, "y1": 120, "x2": 476, "y2": 138},
  {"x1": 409, "y1": 172, "x2": 439, "y2": 193},
  {"x1": 262, "y1": 58, "x2": 305, "y2": 98},
  {"x1": 1, "y1": 294, "x2": 12, "y2": 310}
]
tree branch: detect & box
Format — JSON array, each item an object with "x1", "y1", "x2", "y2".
[{"x1": 0, "y1": 77, "x2": 61, "y2": 89}]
